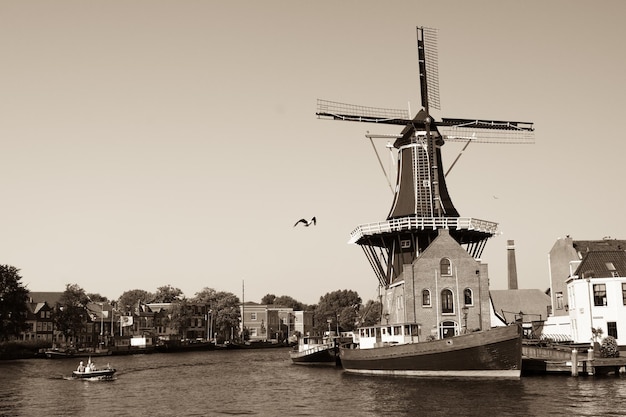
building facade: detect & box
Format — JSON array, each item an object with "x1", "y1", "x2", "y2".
[{"x1": 383, "y1": 229, "x2": 492, "y2": 340}]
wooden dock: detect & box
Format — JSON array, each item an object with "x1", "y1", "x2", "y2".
[{"x1": 522, "y1": 344, "x2": 626, "y2": 376}]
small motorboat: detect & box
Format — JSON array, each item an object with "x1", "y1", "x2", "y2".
[
  {"x1": 72, "y1": 358, "x2": 116, "y2": 379},
  {"x1": 72, "y1": 368, "x2": 116, "y2": 379}
]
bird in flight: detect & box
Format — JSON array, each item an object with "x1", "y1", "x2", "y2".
[{"x1": 294, "y1": 217, "x2": 316, "y2": 227}]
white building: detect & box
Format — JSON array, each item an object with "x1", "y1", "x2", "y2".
[
  {"x1": 543, "y1": 248, "x2": 626, "y2": 346},
  {"x1": 566, "y1": 250, "x2": 626, "y2": 345}
]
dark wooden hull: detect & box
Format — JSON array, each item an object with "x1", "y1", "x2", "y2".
[
  {"x1": 290, "y1": 346, "x2": 339, "y2": 366},
  {"x1": 340, "y1": 325, "x2": 522, "y2": 378},
  {"x1": 72, "y1": 369, "x2": 116, "y2": 379}
]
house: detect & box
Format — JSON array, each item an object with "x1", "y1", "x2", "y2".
[
  {"x1": 543, "y1": 237, "x2": 626, "y2": 347},
  {"x1": 566, "y1": 250, "x2": 626, "y2": 345},
  {"x1": 22, "y1": 301, "x2": 54, "y2": 342},
  {"x1": 240, "y1": 302, "x2": 297, "y2": 342},
  {"x1": 548, "y1": 236, "x2": 626, "y2": 316}
]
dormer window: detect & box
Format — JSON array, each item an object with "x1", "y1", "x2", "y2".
[{"x1": 606, "y1": 262, "x2": 619, "y2": 277}]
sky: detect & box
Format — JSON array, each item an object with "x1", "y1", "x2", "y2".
[{"x1": 2, "y1": 0, "x2": 626, "y2": 305}]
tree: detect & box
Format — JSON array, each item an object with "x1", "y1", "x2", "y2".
[
  {"x1": 359, "y1": 299, "x2": 382, "y2": 327},
  {"x1": 213, "y1": 291, "x2": 240, "y2": 342},
  {"x1": 153, "y1": 285, "x2": 184, "y2": 303},
  {"x1": 54, "y1": 284, "x2": 90, "y2": 344},
  {"x1": 313, "y1": 290, "x2": 362, "y2": 334},
  {"x1": 168, "y1": 298, "x2": 191, "y2": 338},
  {"x1": 117, "y1": 289, "x2": 154, "y2": 314},
  {"x1": 261, "y1": 294, "x2": 276, "y2": 305},
  {"x1": 193, "y1": 287, "x2": 218, "y2": 305},
  {"x1": 273, "y1": 295, "x2": 305, "y2": 311},
  {"x1": 0, "y1": 265, "x2": 30, "y2": 341},
  {"x1": 87, "y1": 293, "x2": 108, "y2": 302}
]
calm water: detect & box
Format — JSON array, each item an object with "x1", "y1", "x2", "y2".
[{"x1": 1, "y1": 348, "x2": 626, "y2": 417}]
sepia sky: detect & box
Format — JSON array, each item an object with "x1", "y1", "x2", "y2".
[{"x1": 2, "y1": 0, "x2": 626, "y2": 304}]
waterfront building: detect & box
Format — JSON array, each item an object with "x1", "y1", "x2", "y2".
[
  {"x1": 240, "y1": 302, "x2": 301, "y2": 342},
  {"x1": 22, "y1": 300, "x2": 54, "y2": 342},
  {"x1": 543, "y1": 237, "x2": 626, "y2": 347},
  {"x1": 566, "y1": 250, "x2": 626, "y2": 345}
]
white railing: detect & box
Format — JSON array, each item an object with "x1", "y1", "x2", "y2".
[
  {"x1": 296, "y1": 342, "x2": 335, "y2": 357},
  {"x1": 348, "y1": 216, "x2": 498, "y2": 243}
]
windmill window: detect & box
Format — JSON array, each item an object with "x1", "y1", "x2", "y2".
[
  {"x1": 440, "y1": 258, "x2": 452, "y2": 276},
  {"x1": 422, "y1": 289, "x2": 431, "y2": 307},
  {"x1": 464, "y1": 288, "x2": 473, "y2": 306},
  {"x1": 441, "y1": 289, "x2": 454, "y2": 314},
  {"x1": 593, "y1": 284, "x2": 607, "y2": 307},
  {"x1": 401, "y1": 240, "x2": 411, "y2": 249}
]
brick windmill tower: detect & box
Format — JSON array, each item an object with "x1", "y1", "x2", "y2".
[{"x1": 317, "y1": 27, "x2": 534, "y2": 334}]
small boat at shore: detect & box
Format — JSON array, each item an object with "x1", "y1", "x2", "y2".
[{"x1": 290, "y1": 335, "x2": 340, "y2": 366}]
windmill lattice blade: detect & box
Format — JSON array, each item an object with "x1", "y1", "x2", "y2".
[
  {"x1": 316, "y1": 99, "x2": 410, "y2": 125},
  {"x1": 421, "y1": 27, "x2": 440, "y2": 111},
  {"x1": 440, "y1": 125, "x2": 535, "y2": 144}
]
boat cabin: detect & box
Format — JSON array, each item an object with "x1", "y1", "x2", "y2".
[{"x1": 355, "y1": 323, "x2": 421, "y2": 349}]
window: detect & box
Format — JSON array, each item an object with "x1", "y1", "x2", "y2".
[
  {"x1": 593, "y1": 284, "x2": 607, "y2": 306},
  {"x1": 556, "y1": 292, "x2": 564, "y2": 310},
  {"x1": 441, "y1": 289, "x2": 454, "y2": 314},
  {"x1": 464, "y1": 288, "x2": 473, "y2": 306},
  {"x1": 440, "y1": 258, "x2": 452, "y2": 276},
  {"x1": 401, "y1": 240, "x2": 411, "y2": 249},
  {"x1": 608, "y1": 322, "x2": 618, "y2": 339},
  {"x1": 623, "y1": 283, "x2": 626, "y2": 306},
  {"x1": 422, "y1": 289, "x2": 431, "y2": 307},
  {"x1": 250, "y1": 312, "x2": 257, "y2": 320}
]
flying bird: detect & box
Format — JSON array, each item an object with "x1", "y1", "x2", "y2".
[{"x1": 294, "y1": 217, "x2": 316, "y2": 227}]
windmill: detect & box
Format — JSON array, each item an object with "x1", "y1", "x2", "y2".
[{"x1": 316, "y1": 27, "x2": 534, "y2": 288}]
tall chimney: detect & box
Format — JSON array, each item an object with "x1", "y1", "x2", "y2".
[{"x1": 507, "y1": 240, "x2": 519, "y2": 290}]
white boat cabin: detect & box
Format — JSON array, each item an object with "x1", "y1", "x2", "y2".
[{"x1": 354, "y1": 323, "x2": 421, "y2": 349}]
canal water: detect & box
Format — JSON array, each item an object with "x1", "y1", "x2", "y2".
[{"x1": 1, "y1": 347, "x2": 626, "y2": 416}]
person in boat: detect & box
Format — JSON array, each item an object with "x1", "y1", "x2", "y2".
[
  {"x1": 77, "y1": 361, "x2": 85, "y2": 373},
  {"x1": 85, "y1": 360, "x2": 96, "y2": 372}
]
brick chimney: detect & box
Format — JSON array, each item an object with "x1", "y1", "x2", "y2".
[{"x1": 507, "y1": 240, "x2": 519, "y2": 290}]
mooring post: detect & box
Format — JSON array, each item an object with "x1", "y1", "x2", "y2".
[
  {"x1": 571, "y1": 349, "x2": 578, "y2": 376},
  {"x1": 587, "y1": 347, "x2": 594, "y2": 376}
]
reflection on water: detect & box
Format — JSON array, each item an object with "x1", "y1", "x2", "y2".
[{"x1": 1, "y1": 349, "x2": 626, "y2": 416}]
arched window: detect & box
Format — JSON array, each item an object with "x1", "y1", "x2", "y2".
[
  {"x1": 441, "y1": 289, "x2": 454, "y2": 314},
  {"x1": 440, "y1": 258, "x2": 452, "y2": 276},
  {"x1": 464, "y1": 288, "x2": 473, "y2": 306},
  {"x1": 422, "y1": 289, "x2": 431, "y2": 307}
]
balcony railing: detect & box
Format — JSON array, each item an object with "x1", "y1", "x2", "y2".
[{"x1": 348, "y1": 216, "x2": 498, "y2": 243}]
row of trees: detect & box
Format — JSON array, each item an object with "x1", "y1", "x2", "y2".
[{"x1": 0, "y1": 264, "x2": 382, "y2": 342}]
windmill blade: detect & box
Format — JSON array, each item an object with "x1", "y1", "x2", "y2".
[
  {"x1": 417, "y1": 26, "x2": 440, "y2": 111},
  {"x1": 316, "y1": 99, "x2": 410, "y2": 125},
  {"x1": 439, "y1": 118, "x2": 534, "y2": 131},
  {"x1": 439, "y1": 123, "x2": 534, "y2": 145}
]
